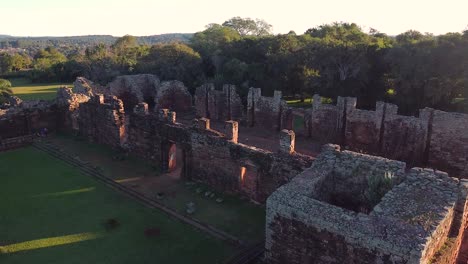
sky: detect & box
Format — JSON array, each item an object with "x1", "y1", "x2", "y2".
[{"x1": 2, "y1": 0, "x2": 467, "y2": 37}]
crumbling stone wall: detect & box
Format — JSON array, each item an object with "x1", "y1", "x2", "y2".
[
  {"x1": 304, "y1": 94, "x2": 468, "y2": 179},
  {"x1": 73, "y1": 75, "x2": 192, "y2": 113},
  {"x1": 0, "y1": 101, "x2": 57, "y2": 139},
  {"x1": 248, "y1": 88, "x2": 287, "y2": 130},
  {"x1": 194, "y1": 84, "x2": 243, "y2": 121},
  {"x1": 265, "y1": 145, "x2": 465, "y2": 264},
  {"x1": 155, "y1": 80, "x2": 192, "y2": 112},
  {"x1": 56, "y1": 87, "x2": 90, "y2": 133},
  {"x1": 427, "y1": 110, "x2": 468, "y2": 177},
  {"x1": 305, "y1": 95, "x2": 349, "y2": 144},
  {"x1": 76, "y1": 94, "x2": 125, "y2": 148},
  {"x1": 381, "y1": 106, "x2": 428, "y2": 166}
]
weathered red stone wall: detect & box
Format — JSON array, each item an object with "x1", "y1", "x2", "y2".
[
  {"x1": 194, "y1": 84, "x2": 243, "y2": 121},
  {"x1": 428, "y1": 110, "x2": 468, "y2": 177},
  {"x1": 155, "y1": 81, "x2": 193, "y2": 112},
  {"x1": 0, "y1": 103, "x2": 58, "y2": 139},
  {"x1": 77, "y1": 95, "x2": 125, "y2": 148},
  {"x1": 380, "y1": 107, "x2": 429, "y2": 166},
  {"x1": 305, "y1": 95, "x2": 468, "y2": 179},
  {"x1": 266, "y1": 215, "x2": 405, "y2": 264}
]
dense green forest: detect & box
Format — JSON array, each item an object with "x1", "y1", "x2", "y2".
[{"x1": 1, "y1": 18, "x2": 467, "y2": 114}]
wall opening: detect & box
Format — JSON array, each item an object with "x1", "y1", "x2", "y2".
[
  {"x1": 118, "y1": 91, "x2": 139, "y2": 112},
  {"x1": 161, "y1": 141, "x2": 187, "y2": 180},
  {"x1": 239, "y1": 163, "x2": 258, "y2": 199}
]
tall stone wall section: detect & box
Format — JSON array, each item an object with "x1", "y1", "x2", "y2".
[
  {"x1": 305, "y1": 94, "x2": 468, "y2": 178},
  {"x1": 428, "y1": 110, "x2": 468, "y2": 177},
  {"x1": 248, "y1": 88, "x2": 288, "y2": 131},
  {"x1": 194, "y1": 84, "x2": 243, "y2": 121},
  {"x1": 77, "y1": 94, "x2": 125, "y2": 148},
  {"x1": 305, "y1": 95, "x2": 349, "y2": 144},
  {"x1": 0, "y1": 101, "x2": 58, "y2": 139}
]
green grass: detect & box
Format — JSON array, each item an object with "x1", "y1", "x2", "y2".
[
  {"x1": 0, "y1": 147, "x2": 234, "y2": 264},
  {"x1": 9, "y1": 78, "x2": 72, "y2": 101},
  {"x1": 49, "y1": 134, "x2": 266, "y2": 243},
  {"x1": 286, "y1": 98, "x2": 312, "y2": 108}
]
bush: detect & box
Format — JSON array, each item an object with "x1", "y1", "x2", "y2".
[
  {"x1": 0, "y1": 78, "x2": 12, "y2": 89},
  {"x1": 103, "y1": 218, "x2": 120, "y2": 231}
]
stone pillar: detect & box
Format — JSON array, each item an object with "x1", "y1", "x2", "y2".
[
  {"x1": 168, "y1": 111, "x2": 176, "y2": 124},
  {"x1": 159, "y1": 109, "x2": 169, "y2": 121},
  {"x1": 133, "y1": 102, "x2": 148, "y2": 115},
  {"x1": 279, "y1": 129, "x2": 295, "y2": 154},
  {"x1": 93, "y1": 94, "x2": 104, "y2": 104},
  {"x1": 225, "y1": 121, "x2": 238, "y2": 143},
  {"x1": 312, "y1": 94, "x2": 321, "y2": 111},
  {"x1": 247, "y1": 87, "x2": 262, "y2": 126},
  {"x1": 345, "y1": 97, "x2": 357, "y2": 115},
  {"x1": 198, "y1": 118, "x2": 210, "y2": 129}
]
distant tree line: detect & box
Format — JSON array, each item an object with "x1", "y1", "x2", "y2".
[{"x1": 0, "y1": 18, "x2": 467, "y2": 114}]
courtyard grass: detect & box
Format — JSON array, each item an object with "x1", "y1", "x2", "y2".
[
  {"x1": 0, "y1": 147, "x2": 234, "y2": 264},
  {"x1": 9, "y1": 78, "x2": 73, "y2": 101},
  {"x1": 49, "y1": 134, "x2": 266, "y2": 243}
]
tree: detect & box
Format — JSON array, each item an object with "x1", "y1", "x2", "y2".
[
  {"x1": 137, "y1": 43, "x2": 203, "y2": 88},
  {"x1": 222, "y1": 17, "x2": 272, "y2": 36},
  {"x1": 0, "y1": 79, "x2": 13, "y2": 104}
]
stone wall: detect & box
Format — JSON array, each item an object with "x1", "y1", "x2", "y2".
[
  {"x1": 305, "y1": 94, "x2": 468, "y2": 178},
  {"x1": 0, "y1": 101, "x2": 58, "y2": 139},
  {"x1": 194, "y1": 84, "x2": 243, "y2": 121},
  {"x1": 74, "y1": 74, "x2": 192, "y2": 113},
  {"x1": 428, "y1": 110, "x2": 468, "y2": 177},
  {"x1": 305, "y1": 95, "x2": 348, "y2": 144},
  {"x1": 76, "y1": 94, "x2": 125, "y2": 148},
  {"x1": 248, "y1": 88, "x2": 287, "y2": 130},
  {"x1": 265, "y1": 145, "x2": 465, "y2": 264},
  {"x1": 67, "y1": 95, "x2": 314, "y2": 203}
]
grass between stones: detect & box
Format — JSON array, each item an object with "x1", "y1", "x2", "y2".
[
  {"x1": 9, "y1": 78, "x2": 73, "y2": 101},
  {"x1": 0, "y1": 147, "x2": 235, "y2": 264},
  {"x1": 49, "y1": 134, "x2": 266, "y2": 243}
]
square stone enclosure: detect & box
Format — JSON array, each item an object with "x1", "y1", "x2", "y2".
[{"x1": 265, "y1": 144, "x2": 461, "y2": 264}]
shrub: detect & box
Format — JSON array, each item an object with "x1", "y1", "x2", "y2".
[{"x1": 103, "y1": 218, "x2": 120, "y2": 231}]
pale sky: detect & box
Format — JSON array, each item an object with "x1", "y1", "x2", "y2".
[{"x1": 2, "y1": 0, "x2": 467, "y2": 37}]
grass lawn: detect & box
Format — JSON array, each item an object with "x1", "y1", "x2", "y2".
[
  {"x1": 9, "y1": 78, "x2": 73, "y2": 101},
  {"x1": 0, "y1": 147, "x2": 234, "y2": 264},
  {"x1": 286, "y1": 98, "x2": 312, "y2": 108},
  {"x1": 48, "y1": 135, "x2": 266, "y2": 243}
]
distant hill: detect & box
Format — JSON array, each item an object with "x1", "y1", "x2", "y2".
[{"x1": 0, "y1": 34, "x2": 194, "y2": 54}]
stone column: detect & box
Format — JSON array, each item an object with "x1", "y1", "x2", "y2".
[
  {"x1": 225, "y1": 121, "x2": 238, "y2": 143},
  {"x1": 280, "y1": 129, "x2": 295, "y2": 154},
  {"x1": 133, "y1": 102, "x2": 148, "y2": 115},
  {"x1": 93, "y1": 94, "x2": 104, "y2": 104},
  {"x1": 198, "y1": 118, "x2": 210, "y2": 129},
  {"x1": 159, "y1": 109, "x2": 169, "y2": 121},
  {"x1": 168, "y1": 111, "x2": 176, "y2": 124}
]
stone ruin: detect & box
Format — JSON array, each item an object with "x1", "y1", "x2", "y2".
[
  {"x1": 74, "y1": 74, "x2": 192, "y2": 113},
  {"x1": 194, "y1": 84, "x2": 289, "y2": 130},
  {"x1": 0, "y1": 74, "x2": 467, "y2": 263},
  {"x1": 266, "y1": 145, "x2": 468, "y2": 264}
]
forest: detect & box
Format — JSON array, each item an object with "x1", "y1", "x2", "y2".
[{"x1": 0, "y1": 18, "x2": 467, "y2": 114}]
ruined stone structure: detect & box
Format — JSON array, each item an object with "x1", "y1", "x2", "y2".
[
  {"x1": 1, "y1": 75, "x2": 467, "y2": 263},
  {"x1": 194, "y1": 83, "x2": 243, "y2": 122},
  {"x1": 304, "y1": 94, "x2": 468, "y2": 178},
  {"x1": 0, "y1": 100, "x2": 57, "y2": 139},
  {"x1": 74, "y1": 74, "x2": 192, "y2": 113},
  {"x1": 56, "y1": 87, "x2": 312, "y2": 202},
  {"x1": 194, "y1": 85, "x2": 289, "y2": 130},
  {"x1": 266, "y1": 145, "x2": 468, "y2": 264}
]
